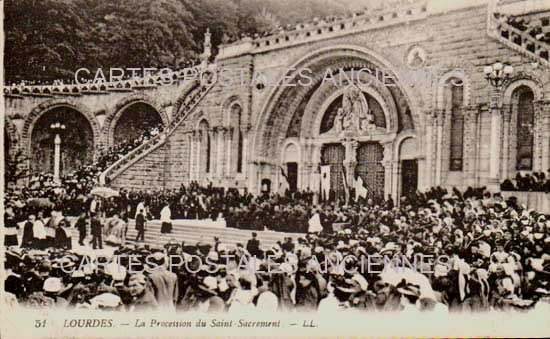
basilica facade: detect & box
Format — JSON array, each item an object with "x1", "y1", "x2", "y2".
[{"x1": 4, "y1": 0, "x2": 550, "y2": 202}]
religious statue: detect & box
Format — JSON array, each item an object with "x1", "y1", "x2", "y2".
[
  {"x1": 333, "y1": 108, "x2": 344, "y2": 133},
  {"x1": 325, "y1": 83, "x2": 379, "y2": 136},
  {"x1": 343, "y1": 84, "x2": 376, "y2": 132}
]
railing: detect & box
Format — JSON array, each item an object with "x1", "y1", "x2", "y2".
[
  {"x1": 4, "y1": 64, "x2": 204, "y2": 98},
  {"x1": 488, "y1": 12, "x2": 550, "y2": 68},
  {"x1": 99, "y1": 70, "x2": 218, "y2": 185}
]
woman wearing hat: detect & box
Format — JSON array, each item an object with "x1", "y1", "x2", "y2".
[
  {"x1": 295, "y1": 271, "x2": 321, "y2": 311},
  {"x1": 127, "y1": 273, "x2": 158, "y2": 311}
]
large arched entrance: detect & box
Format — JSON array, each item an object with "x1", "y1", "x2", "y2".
[
  {"x1": 251, "y1": 46, "x2": 422, "y2": 201},
  {"x1": 112, "y1": 102, "x2": 164, "y2": 147},
  {"x1": 30, "y1": 107, "x2": 95, "y2": 175}
]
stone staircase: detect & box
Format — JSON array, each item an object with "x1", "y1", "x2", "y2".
[
  {"x1": 99, "y1": 69, "x2": 217, "y2": 186},
  {"x1": 67, "y1": 220, "x2": 304, "y2": 251},
  {"x1": 489, "y1": 5, "x2": 550, "y2": 68}
]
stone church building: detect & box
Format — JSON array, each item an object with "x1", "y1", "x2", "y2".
[{"x1": 4, "y1": 0, "x2": 550, "y2": 202}]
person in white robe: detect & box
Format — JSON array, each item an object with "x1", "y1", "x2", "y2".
[{"x1": 160, "y1": 203, "x2": 172, "y2": 234}]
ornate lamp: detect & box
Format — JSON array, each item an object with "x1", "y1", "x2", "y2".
[
  {"x1": 50, "y1": 122, "x2": 66, "y2": 181},
  {"x1": 484, "y1": 62, "x2": 514, "y2": 88}
]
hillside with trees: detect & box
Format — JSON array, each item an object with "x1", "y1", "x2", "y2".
[{"x1": 5, "y1": 0, "x2": 386, "y2": 84}]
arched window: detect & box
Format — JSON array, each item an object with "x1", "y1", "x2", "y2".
[
  {"x1": 448, "y1": 79, "x2": 464, "y2": 171},
  {"x1": 199, "y1": 120, "x2": 210, "y2": 173},
  {"x1": 516, "y1": 88, "x2": 535, "y2": 170}
]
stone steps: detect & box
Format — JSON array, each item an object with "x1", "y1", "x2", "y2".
[{"x1": 67, "y1": 219, "x2": 304, "y2": 251}]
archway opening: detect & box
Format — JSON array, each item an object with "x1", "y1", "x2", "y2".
[
  {"x1": 113, "y1": 102, "x2": 163, "y2": 146},
  {"x1": 30, "y1": 106, "x2": 94, "y2": 175}
]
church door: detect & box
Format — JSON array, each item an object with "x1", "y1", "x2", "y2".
[
  {"x1": 356, "y1": 142, "x2": 385, "y2": 200},
  {"x1": 321, "y1": 143, "x2": 345, "y2": 201},
  {"x1": 287, "y1": 162, "x2": 298, "y2": 192},
  {"x1": 401, "y1": 159, "x2": 418, "y2": 198}
]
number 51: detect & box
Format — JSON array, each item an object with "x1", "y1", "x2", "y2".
[{"x1": 35, "y1": 319, "x2": 46, "y2": 328}]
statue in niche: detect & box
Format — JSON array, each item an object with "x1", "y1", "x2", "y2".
[
  {"x1": 332, "y1": 84, "x2": 377, "y2": 134},
  {"x1": 333, "y1": 108, "x2": 344, "y2": 133}
]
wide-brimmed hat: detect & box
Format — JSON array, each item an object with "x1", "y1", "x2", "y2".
[
  {"x1": 380, "y1": 242, "x2": 399, "y2": 255},
  {"x1": 43, "y1": 277, "x2": 63, "y2": 293},
  {"x1": 90, "y1": 293, "x2": 122, "y2": 308}
]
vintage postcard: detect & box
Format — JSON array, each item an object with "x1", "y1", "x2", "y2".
[{"x1": 2, "y1": 0, "x2": 550, "y2": 338}]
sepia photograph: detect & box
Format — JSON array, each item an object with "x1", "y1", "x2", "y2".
[{"x1": 1, "y1": 0, "x2": 550, "y2": 338}]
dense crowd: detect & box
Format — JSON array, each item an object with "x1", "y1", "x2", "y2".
[
  {"x1": 495, "y1": 12, "x2": 550, "y2": 44},
  {"x1": 501, "y1": 171, "x2": 550, "y2": 193},
  {"x1": 4, "y1": 185, "x2": 550, "y2": 313},
  {"x1": 94, "y1": 125, "x2": 164, "y2": 173},
  {"x1": 6, "y1": 59, "x2": 203, "y2": 90},
  {"x1": 224, "y1": 2, "x2": 411, "y2": 44},
  {"x1": 4, "y1": 123, "x2": 164, "y2": 216}
]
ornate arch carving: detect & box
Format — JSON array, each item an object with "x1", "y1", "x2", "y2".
[
  {"x1": 304, "y1": 72, "x2": 399, "y2": 139},
  {"x1": 253, "y1": 45, "x2": 420, "y2": 163},
  {"x1": 503, "y1": 76, "x2": 544, "y2": 104},
  {"x1": 104, "y1": 93, "x2": 170, "y2": 146}
]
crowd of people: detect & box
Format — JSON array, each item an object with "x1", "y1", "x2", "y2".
[
  {"x1": 501, "y1": 171, "x2": 550, "y2": 192},
  {"x1": 4, "y1": 184, "x2": 550, "y2": 314},
  {"x1": 6, "y1": 59, "x2": 203, "y2": 91},
  {"x1": 224, "y1": 2, "x2": 415, "y2": 44},
  {"x1": 94, "y1": 125, "x2": 164, "y2": 174},
  {"x1": 495, "y1": 12, "x2": 550, "y2": 45}
]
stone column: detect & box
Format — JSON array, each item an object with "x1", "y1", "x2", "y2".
[
  {"x1": 342, "y1": 139, "x2": 358, "y2": 204},
  {"x1": 54, "y1": 134, "x2": 61, "y2": 182},
  {"x1": 215, "y1": 127, "x2": 224, "y2": 179},
  {"x1": 226, "y1": 127, "x2": 233, "y2": 178},
  {"x1": 533, "y1": 100, "x2": 545, "y2": 172},
  {"x1": 312, "y1": 143, "x2": 322, "y2": 204},
  {"x1": 242, "y1": 125, "x2": 251, "y2": 177},
  {"x1": 208, "y1": 128, "x2": 216, "y2": 178},
  {"x1": 542, "y1": 100, "x2": 550, "y2": 173},
  {"x1": 380, "y1": 140, "x2": 395, "y2": 201},
  {"x1": 299, "y1": 138, "x2": 313, "y2": 190},
  {"x1": 500, "y1": 104, "x2": 512, "y2": 180},
  {"x1": 197, "y1": 130, "x2": 204, "y2": 181},
  {"x1": 424, "y1": 111, "x2": 435, "y2": 189},
  {"x1": 488, "y1": 87, "x2": 502, "y2": 191},
  {"x1": 190, "y1": 130, "x2": 198, "y2": 181},
  {"x1": 434, "y1": 109, "x2": 445, "y2": 186}
]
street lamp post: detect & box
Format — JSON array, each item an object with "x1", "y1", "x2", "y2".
[
  {"x1": 50, "y1": 122, "x2": 66, "y2": 182},
  {"x1": 484, "y1": 62, "x2": 513, "y2": 191}
]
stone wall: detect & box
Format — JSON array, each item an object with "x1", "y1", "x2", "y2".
[
  {"x1": 106, "y1": 3, "x2": 549, "y2": 193},
  {"x1": 6, "y1": 1, "x2": 549, "y2": 195},
  {"x1": 109, "y1": 143, "x2": 168, "y2": 190}
]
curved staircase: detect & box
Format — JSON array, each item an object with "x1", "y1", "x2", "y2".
[
  {"x1": 99, "y1": 70, "x2": 218, "y2": 186},
  {"x1": 488, "y1": 5, "x2": 550, "y2": 68}
]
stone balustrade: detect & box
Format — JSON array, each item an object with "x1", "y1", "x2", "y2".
[
  {"x1": 3, "y1": 64, "x2": 207, "y2": 98},
  {"x1": 100, "y1": 71, "x2": 218, "y2": 185},
  {"x1": 217, "y1": 1, "x2": 429, "y2": 59},
  {"x1": 490, "y1": 12, "x2": 550, "y2": 68}
]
